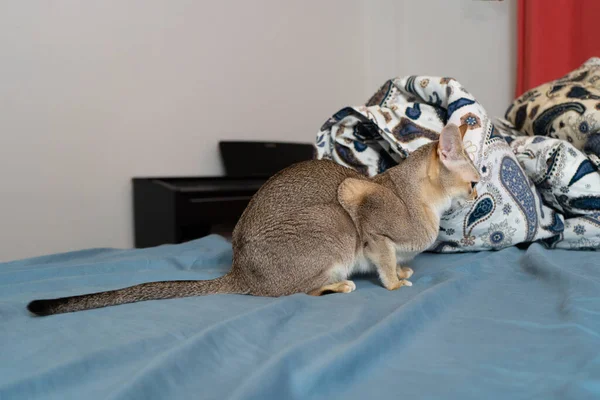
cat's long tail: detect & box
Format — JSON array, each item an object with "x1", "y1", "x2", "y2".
[{"x1": 27, "y1": 273, "x2": 246, "y2": 316}]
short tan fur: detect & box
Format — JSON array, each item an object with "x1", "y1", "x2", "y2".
[{"x1": 28, "y1": 123, "x2": 479, "y2": 316}]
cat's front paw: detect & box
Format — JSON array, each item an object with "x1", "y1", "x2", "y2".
[
  {"x1": 386, "y1": 279, "x2": 412, "y2": 290},
  {"x1": 397, "y1": 266, "x2": 414, "y2": 280}
]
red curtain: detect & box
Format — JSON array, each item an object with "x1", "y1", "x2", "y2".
[{"x1": 516, "y1": 0, "x2": 600, "y2": 97}]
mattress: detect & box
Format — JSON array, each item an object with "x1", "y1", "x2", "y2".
[{"x1": 2, "y1": 235, "x2": 600, "y2": 399}]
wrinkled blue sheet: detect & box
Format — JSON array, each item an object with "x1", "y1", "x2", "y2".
[{"x1": 2, "y1": 235, "x2": 600, "y2": 399}]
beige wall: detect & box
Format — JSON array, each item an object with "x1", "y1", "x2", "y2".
[
  {"x1": 364, "y1": 0, "x2": 516, "y2": 118},
  {"x1": 0, "y1": 0, "x2": 515, "y2": 261}
]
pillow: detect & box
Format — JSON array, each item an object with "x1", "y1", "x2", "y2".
[
  {"x1": 504, "y1": 57, "x2": 600, "y2": 156},
  {"x1": 315, "y1": 76, "x2": 560, "y2": 252}
]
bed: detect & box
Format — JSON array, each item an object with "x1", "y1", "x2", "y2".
[{"x1": 2, "y1": 234, "x2": 600, "y2": 399}]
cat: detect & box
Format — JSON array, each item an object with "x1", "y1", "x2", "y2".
[{"x1": 27, "y1": 123, "x2": 479, "y2": 316}]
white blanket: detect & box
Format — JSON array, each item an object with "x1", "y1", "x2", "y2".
[{"x1": 315, "y1": 64, "x2": 600, "y2": 251}]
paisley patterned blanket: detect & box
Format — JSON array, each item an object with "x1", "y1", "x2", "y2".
[{"x1": 314, "y1": 58, "x2": 600, "y2": 251}]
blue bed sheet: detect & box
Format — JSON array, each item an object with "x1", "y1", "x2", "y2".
[{"x1": 1, "y1": 235, "x2": 600, "y2": 399}]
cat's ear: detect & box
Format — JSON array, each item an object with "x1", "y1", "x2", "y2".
[
  {"x1": 437, "y1": 123, "x2": 480, "y2": 183},
  {"x1": 437, "y1": 123, "x2": 464, "y2": 161}
]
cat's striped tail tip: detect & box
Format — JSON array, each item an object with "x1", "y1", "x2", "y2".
[{"x1": 27, "y1": 300, "x2": 53, "y2": 316}]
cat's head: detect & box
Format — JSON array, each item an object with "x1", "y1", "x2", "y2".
[{"x1": 433, "y1": 123, "x2": 480, "y2": 200}]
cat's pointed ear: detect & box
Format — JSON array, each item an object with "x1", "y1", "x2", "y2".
[{"x1": 437, "y1": 123, "x2": 464, "y2": 161}]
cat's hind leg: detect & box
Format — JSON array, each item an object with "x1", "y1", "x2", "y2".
[{"x1": 307, "y1": 280, "x2": 356, "y2": 296}]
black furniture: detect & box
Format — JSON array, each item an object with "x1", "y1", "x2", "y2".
[
  {"x1": 219, "y1": 141, "x2": 314, "y2": 177},
  {"x1": 133, "y1": 141, "x2": 313, "y2": 248}
]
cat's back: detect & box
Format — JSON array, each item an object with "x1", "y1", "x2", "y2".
[
  {"x1": 233, "y1": 159, "x2": 363, "y2": 239},
  {"x1": 248, "y1": 159, "x2": 362, "y2": 209}
]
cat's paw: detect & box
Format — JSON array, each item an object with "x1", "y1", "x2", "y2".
[
  {"x1": 339, "y1": 281, "x2": 357, "y2": 293},
  {"x1": 397, "y1": 267, "x2": 414, "y2": 279},
  {"x1": 386, "y1": 279, "x2": 412, "y2": 290}
]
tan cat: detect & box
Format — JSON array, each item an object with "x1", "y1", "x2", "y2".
[{"x1": 27, "y1": 123, "x2": 479, "y2": 316}]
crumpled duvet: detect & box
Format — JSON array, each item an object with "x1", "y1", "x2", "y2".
[{"x1": 314, "y1": 58, "x2": 600, "y2": 251}]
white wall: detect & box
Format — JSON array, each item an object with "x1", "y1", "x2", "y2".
[
  {"x1": 0, "y1": 0, "x2": 366, "y2": 261},
  {"x1": 364, "y1": 0, "x2": 516, "y2": 118},
  {"x1": 0, "y1": 0, "x2": 515, "y2": 261}
]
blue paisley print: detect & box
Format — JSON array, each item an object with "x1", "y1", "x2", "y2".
[
  {"x1": 532, "y1": 103, "x2": 586, "y2": 136},
  {"x1": 569, "y1": 159, "x2": 598, "y2": 186},
  {"x1": 544, "y1": 212, "x2": 565, "y2": 233},
  {"x1": 406, "y1": 103, "x2": 421, "y2": 120},
  {"x1": 569, "y1": 196, "x2": 600, "y2": 211},
  {"x1": 447, "y1": 97, "x2": 475, "y2": 118},
  {"x1": 466, "y1": 196, "x2": 495, "y2": 229},
  {"x1": 500, "y1": 156, "x2": 538, "y2": 241}
]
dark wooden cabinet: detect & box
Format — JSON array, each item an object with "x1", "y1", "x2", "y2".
[
  {"x1": 132, "y1": 141, "x2": 314, "y2": 248},
  {"x1": 132, "y1": 177, "x2": 268, "y2": 248}
]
